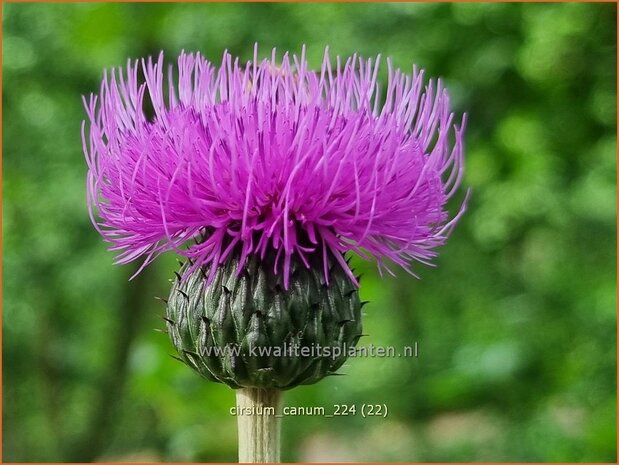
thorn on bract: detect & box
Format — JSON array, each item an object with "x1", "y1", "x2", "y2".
[{"x1": 183, "y1": 349, "x2": 200, "y2": 359}]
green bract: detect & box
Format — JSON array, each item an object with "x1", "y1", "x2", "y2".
[{"x1": 166, "y1": 253, "x2": 363, "y2": 389}]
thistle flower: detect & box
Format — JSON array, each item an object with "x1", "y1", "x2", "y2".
[
  {"x1": 83, "y1": 46, "x2": 467, "y2": 392},
  {"x1": 83, "y1": 46, "x2": 466, "y2": 289}
]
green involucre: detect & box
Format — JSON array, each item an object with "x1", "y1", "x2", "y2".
[{"x1": 165, "y1": 253, "x2": 363, "y2": 389}]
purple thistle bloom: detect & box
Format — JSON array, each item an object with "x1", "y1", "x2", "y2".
[{"x1": 83, "y1": 46, "x2": 467, "y2": 288}]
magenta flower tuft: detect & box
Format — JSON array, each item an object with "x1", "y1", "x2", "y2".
[{"x1": 83, "y1": 46, "x2": 467, "y2": 288}]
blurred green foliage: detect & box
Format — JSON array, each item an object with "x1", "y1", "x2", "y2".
[{"x1": 3, "y1": 2, "x2": 616, "y2": 462}]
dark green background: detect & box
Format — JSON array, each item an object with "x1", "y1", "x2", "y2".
[{"x1": 3, "y1": 2, "x2": 616, "y2": 462}]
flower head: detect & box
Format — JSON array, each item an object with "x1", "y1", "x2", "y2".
[{"x1": 83, "y1": 46, "x2": 467, "y2": 288}]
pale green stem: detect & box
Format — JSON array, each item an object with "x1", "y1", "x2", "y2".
[{"x1": 236, "y1": 388, "x2": 283, "y2": 463}]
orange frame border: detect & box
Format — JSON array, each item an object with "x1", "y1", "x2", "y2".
[{"x1": 0, "y1": 1, "x2": 616, "y2": 464}]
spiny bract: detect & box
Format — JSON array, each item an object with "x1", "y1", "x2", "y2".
[{"x1": 166, "y1": 252, "x2": 363, "y2": 389}]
